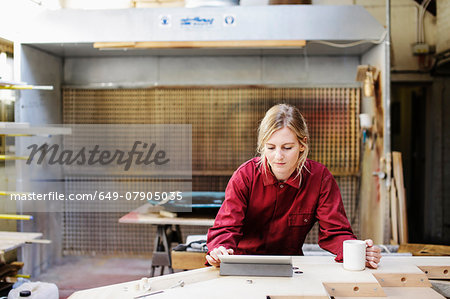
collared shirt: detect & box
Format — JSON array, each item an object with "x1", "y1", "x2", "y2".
[{"x1": 206, "y1": 157, "x2": 356, "y2": 262}]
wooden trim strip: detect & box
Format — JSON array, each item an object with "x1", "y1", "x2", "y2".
[{"x1": 94, "y1": 40, "x2": 306, "y2": 49}]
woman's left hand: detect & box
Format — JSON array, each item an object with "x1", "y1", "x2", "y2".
[{"x1": 365, "y1": 239, "x2": 381, "y2": 269}]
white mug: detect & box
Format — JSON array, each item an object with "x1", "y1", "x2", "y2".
[{"x1": 343, "y1": 240, "x2": 367, "y2": 271}]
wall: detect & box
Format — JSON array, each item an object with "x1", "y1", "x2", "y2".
[
  {"x1": 64, "y1": 56, "x2": 360, "y2": 86},
  {"x1": 436, "y1": 0, "x2": 449, "y2": 53},
  {"x1": 314, "y1": 0, "x2": 437, "y2": 72},
  {"x1": 14, "y1": 45, "x2": 63, "y2": 276},
  {"x1": 0, "y1": 1, "x2": 49, "y2": 41},
  {"x1": 424, "y1": 78, "x2": 450, "y2": 245},
  {"x1": 360, "y1": 42, "x2": 389, "y2": 244}
]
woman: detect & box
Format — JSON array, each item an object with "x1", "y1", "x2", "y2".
[{"x1": 206, "y1": 104, "x2": 381, "y2": 268}]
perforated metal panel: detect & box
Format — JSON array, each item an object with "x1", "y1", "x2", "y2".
[{"x1": 62, "y1": 87, "x2": 360, "y2": 254}]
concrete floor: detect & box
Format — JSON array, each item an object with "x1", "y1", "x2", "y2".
[{"x1": 35, "y1": 255, "x2": 153, "y2": 299}]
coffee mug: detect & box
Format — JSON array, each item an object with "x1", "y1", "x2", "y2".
[{"x1": 343, "y1": 240, "x2": 367, "y2": 271}]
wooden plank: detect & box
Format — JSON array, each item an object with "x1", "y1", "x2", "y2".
[
  {"x1": 368, "y1": 256, "x2": 433, "y2": 287},
  {"x1": 392, "y1": 152, "x2": 408, "y2": 244},
  {"x1": 398, "y1": 243, "x2": 450, "y2": 256},
  {"x1": 418, "y1": 266, "x2": 449, "y2": 280},
  {"x1": 323, "y1": 282, "x2": 385, "y2": 297},
  {"x1": 384, "y1": 257, "x2": 450, "y2": 279},
  {"x1": 93, "y1": 42, "x2": 136, "y2": 48},
  {"x1": 372, "y1": 272, "x2": 431, "y2": 287},
  {"x1": 390, "y1": 177, "x2": 399, "y2": 244},
  {"x1": 94, "y1": 40, "x2": 307, "y2": 49},
  {"x1": 171, "y1": 251, "x2": 207, "y2": 270}
]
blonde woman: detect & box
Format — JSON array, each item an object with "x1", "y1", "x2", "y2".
[{"x1": 206, "y1": 104, "x2": 381, "y2": 268}]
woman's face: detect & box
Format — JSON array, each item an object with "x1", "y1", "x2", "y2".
[{"x1": 265, "y1": 127, "x2": 304, "y2": 182}]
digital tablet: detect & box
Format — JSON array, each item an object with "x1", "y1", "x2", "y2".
[{"x1": 218, "y1": 255, "x2": 292, "y2": 265}]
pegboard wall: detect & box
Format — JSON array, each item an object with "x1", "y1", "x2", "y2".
[{"x1": 62, "y1": 87, "x2": 360, "y2": 255}]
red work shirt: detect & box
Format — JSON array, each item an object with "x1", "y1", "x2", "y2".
[{"x1": 206, "y1": 157, "x2": 356, "y2": 262}]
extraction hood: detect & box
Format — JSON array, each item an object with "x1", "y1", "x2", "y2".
[{"x1": 18, "y1": 5, "x2": 385, "y2": 56}]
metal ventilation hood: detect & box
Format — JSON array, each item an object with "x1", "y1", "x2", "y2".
[{"x1": 19, "y1": 5, "x2": 385, "y2": 57}]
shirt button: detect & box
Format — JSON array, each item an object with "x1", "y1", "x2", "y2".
[
  {"x1": 280, "y1": 184, "x2": 284, "y2": 188},
  {"x1": 304, "y1": 219, "x2": 308, "y2": 223}
]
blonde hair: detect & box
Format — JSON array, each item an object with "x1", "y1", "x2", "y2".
[{"x1": 257, "y1": 104, "x2": 309, "y2": 180}]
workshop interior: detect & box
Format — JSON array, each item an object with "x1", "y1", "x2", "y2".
[{"x1": 0, "y1": 0, "x2": 449, "y2": 298}]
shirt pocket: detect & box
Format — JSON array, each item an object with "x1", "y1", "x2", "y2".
[
  {"x1": 286, "y1": 212, "x2": 315, "y2": 252},
  {"x1": 288, "y1": 212, "x2": 314, "y2": 227}
]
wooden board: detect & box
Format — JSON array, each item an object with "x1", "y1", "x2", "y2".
[
  {"x1": 372, "y1": 273, "x2": 431, "y2": 287},
  {"x1": 94, "y1": 40, "x2": 307, "y2": 49},
  {"x1": 395, "y1": 256, "x2": 450, "y2": 279},
  {"x1": 171, "y1": 251, "x2": 207, "y2": 270},
  {"x1": 390, "y1": 178, "x2": 399, "y2": 244},
  {"x1": 364, "y1": 257, "x2": 430, "y2": 288},
  {"x1": 398, "y1": 243, "x2": 450, "y2": 256},
  {"x1": 323, "y1": 282, "x2": 385, "y2": 297},
  {"x1": 392, "y1": 152, "x2": 408, "y2": 244}
]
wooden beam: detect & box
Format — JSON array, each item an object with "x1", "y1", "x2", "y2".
[{"x1": 94, "y1": 40, "x2": 306, "y2": 49}]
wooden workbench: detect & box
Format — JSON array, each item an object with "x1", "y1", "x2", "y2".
[
  {"x1": 119, "y1": 203, "x2": 214, "y2": 275},
  {"x1": 68, "y1": 256, "x2": 449, "y2": 298}
]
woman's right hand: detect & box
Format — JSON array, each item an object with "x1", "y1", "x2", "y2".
[{"x1": 205, "y1": 246, "x2": 234, "y2": 267}]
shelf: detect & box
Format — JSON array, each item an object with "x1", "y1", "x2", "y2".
[
  {"x1": 94, "y1": 40, "x2": 307, "y2": 50},
  {"x1": 0, "y1": 127, "x2": 72, "y2": 136},
  {"x1": 0, "y1": 155, "x2": 28, "y2": 161},
  {"x1": 0, "y1": 80, "x2": 53, "y2": 90}
]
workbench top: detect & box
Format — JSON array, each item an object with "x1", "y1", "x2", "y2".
[
  {"x1": 68, "y1": 256, "x2": 449, "y2": 299},
  {"x1": 119, "y1": 203, "x2": 215, "y2": 226}
]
